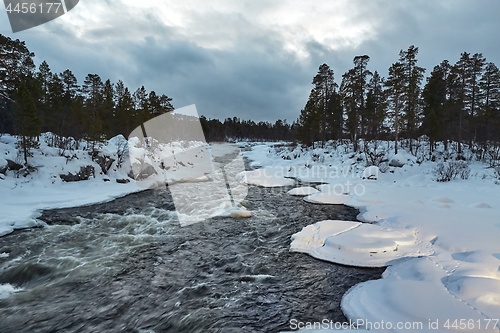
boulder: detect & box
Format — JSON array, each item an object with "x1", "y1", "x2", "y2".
[
  {"x1": 389, "y1": 159, "x2": 405, "y2": 168},
  {"x1": 116, "y1": 178, "x2": 130, "y2": 184},
  {"x1": 0, "y1": 157, "x2": 7, "y2": 174},
  {"x1": 6, "y1": 159, "x2": 23, "y2": 171},
  {"x1": 60, "y1": 165, "x2": 95, "y2": 182}
]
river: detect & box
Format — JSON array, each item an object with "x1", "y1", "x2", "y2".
[{"x1": 0, "y1": 145, "x2": 383, "y2": 332}]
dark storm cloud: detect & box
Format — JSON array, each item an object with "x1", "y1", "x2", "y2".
[
  {"x1": 355, "y1": 0, "x2": 500, "y2": 77},
  {"x1": 2, "y1": 0, "x2": 500, "y2": 122},
  {"x1": 125, "y1": 34, "x2": 314, "y2": 121}
]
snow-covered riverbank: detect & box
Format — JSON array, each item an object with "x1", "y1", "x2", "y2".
[
  {"x1": 1, "y1": 135, "x2": 499, "y2": 331},
  {"x1": 240, "y1": 142, "x2": 499, "y2": 332},
  {"x1": 0, "y1": 133, "x2": 238, "y2": 237}
]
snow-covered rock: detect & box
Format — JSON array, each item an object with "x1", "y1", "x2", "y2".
[
  {"x1": 361, "y1": 165, "x2": 379, "y2": 180},
  {"x1": 6, "y1": 159, "x2": 22, "y2": 171},
  {"x1": 303, "y1": 192, "x2": 350, "y2": 205},
  {"x1": 239, "y1": 166, "x2": 295, "y2": 187},
  {"x1": 60, "y1": 165, "x2": 95, "y2": 182},
  {"x1": 389, "y1": 158, "x2": 405, "y2": 167},
  {"x1": 287, "y1": 186, "x2": 319, "y2": 196}
]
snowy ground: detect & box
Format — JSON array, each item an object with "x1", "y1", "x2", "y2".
[
  {"x1": 240, "y1": 141, "x2": 500, "y2": 333},
  {"x1": 0, "y1": 133, "x2": 243, "y2": 237},
  {"x1": 1, "y1": 135, "x2": 499, "y2": 332}
]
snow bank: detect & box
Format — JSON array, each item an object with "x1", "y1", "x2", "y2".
[
  {"x1": 241, "y1": 142, "x2": 500, "y2": 333},
  {"x1": 303, "y1": 192, "x2": 350, "y2": 205},
  {"x1": 0, "y1": 132, "x2": 243, "y2": 235},
  {"x1": 239, "y1": 166, "x2": 295, "y2": 187},
  {"x1": 287, "y1": 186, "x2": 320, "y2": 196},
  {"x1": 292, "y1": 220, "x2": 434, "y2": 267},
  {"x1": 0, "y1": 133, "x2": 144, "y2": 237}
]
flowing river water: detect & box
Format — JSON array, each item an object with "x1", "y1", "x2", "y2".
[{"x1": 0, "y1": 145, "x2": 383, "y2": 332}]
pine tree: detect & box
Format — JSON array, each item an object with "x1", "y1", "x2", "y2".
[
  {"x1": 36, "y1": 61, "x2": 52, "y2": 132},
  {"x1": 365, "y1": 71, "x2": 386, "y2": 139},
  {"x1": 385, "y1": 62, "x2": 405, "y2": 154},
  {"x1": 297, "y1": 64, "x2": 336, "y2": 147},
  {"x1": 399, "y1": 46, "x2": 425, "y2": 152},
  {"x1": 296, "y1": 88, "x2": 321, "y2": 146},
  {"x1": 327, "y1": 89, "x2": 343, "y2": 140},
  {"x1": 133, "y1": 85, "x2": 149, "y2": 126},
  {"x1": 82, "y1": 74, "x2": 104, "y2": 150},
  {"x1": 312, "y1": 64, "x2": 336, "y2": 147},
  {"x1": 114, "y1": 80, "x2": 135, "y2": 135},
  {"x1": 478, "y1": 62, "x2": 500, "y2": 142},
  {"x1": 15, "y1": 79, "x2": 41, "y2": 165},
  {"x1": 468, "y1": 53, "x2": 486, "y2": 143},
  {"x1": 422, "y1": 62, "x2": 449, "y2": 149},
  {"x1": 0, "y1": 34, "x2": 36, "y2": 134},
  {"x1": 159, "y1": 94, "x2": 174, "y2": 113},
  {"x1": 102, "y1": 79, "x2": 114, "y2": 138},
  {"x1": 59, "y1": 69, "x2": 80, "y2": 138},
  {"x1": 341, "y1": 55, "x2": 371, "y2": 150}
]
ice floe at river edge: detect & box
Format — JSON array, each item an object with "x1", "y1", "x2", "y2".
[{"x1": 1, "y1": 136, "x2": 499, "y2": 332}]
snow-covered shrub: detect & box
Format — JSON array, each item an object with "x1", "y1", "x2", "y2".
[
  {"x1": 115, "y1": 138, "x2": 129, "y2": 168},
  {"x1": 494, "y1": 167, "x2": 500, "y2": 185},
  {"x1": 311, "y1": 151, "x2": 324, "y2": 163},
  {"x1": 274, "y1": 144, "x2": 301, "y2": 160},
  {"x1": 434, "y1": 160, "x2": 471, "y2": 182},
  {"x1": 484, "y1": 143, "x2": 500, "y2": 167},
  {"x1": 363, "y1": 140, "x2": 388, "y2": 170}
]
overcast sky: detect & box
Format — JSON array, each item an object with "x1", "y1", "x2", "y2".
[{"x1": 1, "y1": 0, "x2": 500, "y2": 122}]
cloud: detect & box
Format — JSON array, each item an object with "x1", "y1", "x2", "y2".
[{"x1": 2, "y1": 0, "x2": 500, "y2": 122}]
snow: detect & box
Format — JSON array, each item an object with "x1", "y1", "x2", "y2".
[
  {"x1": 126, "y1": 106, "x2": 251, "y2": 225},
  {"x1": 287, "y1": 186, "x2": 320, "y2": 196},
  {"x1": 292, "y1": 220, "x2": 433, "y2": 267},
  {"x1": 239, "y1": 166, "x2": 295, "y2": 187},
  {"x1": 0, "y1": 130, "x2": 244, "y2": 236},
  {"x1": 0, "y1": 156, "x2": 7, "y2": 170},
  {"x1": 1, "y1": 135, "x2": 499, "y2": 330},
  {"x1": 303, "y1": 192, "x2": 350, "y2": 205},
  {"x1": 241, "y1": 141, "x2": 500, "y2": 333},
  {"x1": 361, "y1": 165, "x2": 379, "y2": 180},
  {"x1": 0, "y1": 133, "x2": 143, "y2": 237}
]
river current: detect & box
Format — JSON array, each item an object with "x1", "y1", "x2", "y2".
[{"x1": 0, "y1": 146, "x2": 383, "y2": 332}]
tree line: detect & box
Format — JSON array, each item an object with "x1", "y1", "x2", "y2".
[
  {"x1": 296, "y1": 46, "x2": 500, "y2": 155},
  {"x1": 0, "y1": 34, "x2": 176, "y2": 163},
  {"x1": 0, "y1": 34, "x2": 296, "y2": 165},
  {"x1": 200, "y1": 116, "x2": 294, "y2": 142}
]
